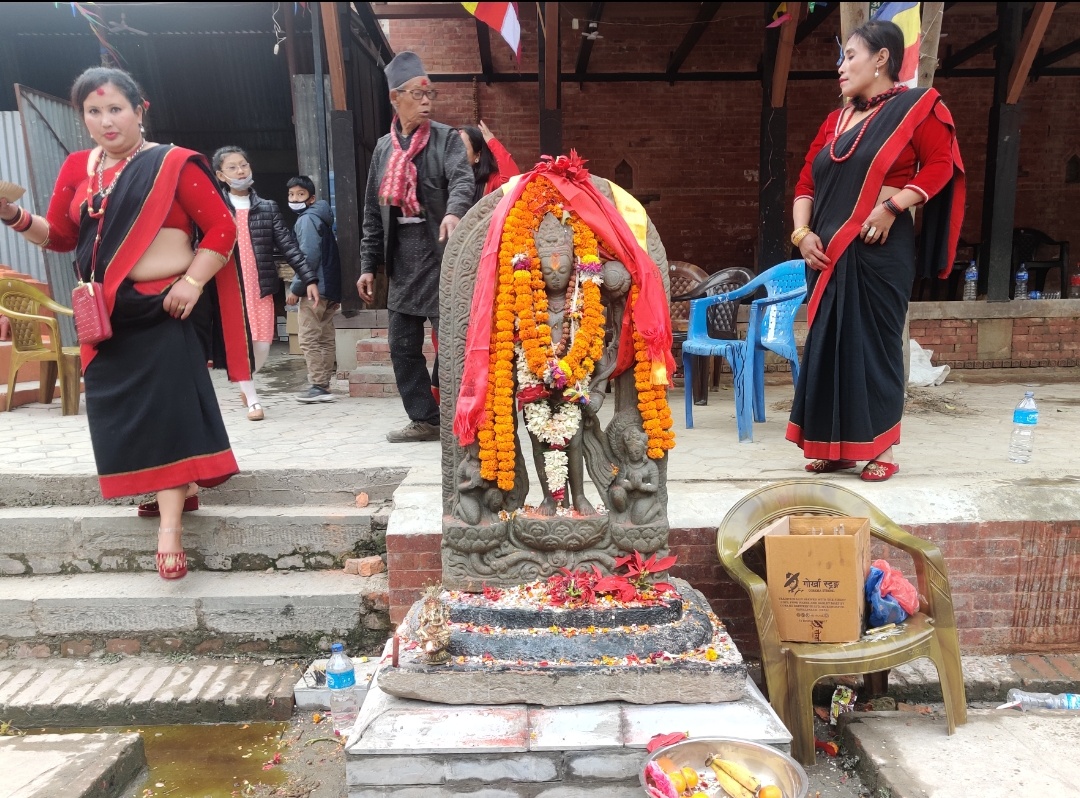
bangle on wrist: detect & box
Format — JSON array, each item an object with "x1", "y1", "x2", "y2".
[
  {"x1": 791, "y1": 225, "x2": 811, "y2": 247},
  {"x1": 13, "y1": 210, "x2": 33, "y2": 234},
  {"x1": 883, "y1": 198, "x2": 904, "y2": 217},
  {"x1": 3, "y1": 208, "x2": 25, "y2": 229},
  {"x1": 182, "y1": 274, "x2": 204, "y2": 291}
]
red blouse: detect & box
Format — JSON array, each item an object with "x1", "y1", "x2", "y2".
[
  {"x1": 794, "y1": 102, "x2": 956, "y2": 206},
  {"x1": 483, "y1": 137, "x2": 520, "y2": 196},
  {"x1": 43, "y1": 149, "x2": 236, "y2": 257}
]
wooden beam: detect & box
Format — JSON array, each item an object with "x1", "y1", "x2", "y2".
[
  {"x1": 1006, "y1": 1, "x2": 1055, "y2": 104},
  {"x1": 666, "y1": 2, "x2": 722, "y2": 76},
  {"x1": 942, "y1": 30, "x2": 996, "y2": 70},
  {"x1": 476, "y1": 17, "x2": 494, "y2": 83},
  {"x1": 544, "y1": 2, "x2": 560, "y2": 110},
  {"x1": 321, "y1": 2, "x2": 348, "y2": 111},
  {"x1": 770, "y1": 2, "x2": 802, "y2": 108},
  {"x1": 918, "y1": 2, "x2": 945, "y2": 87},
  {"x1": 574, "y1": 2, "x2": 604, "y2": 78},
  {"x1": 352, "y1": 2, "x2": 395, "y2": 64},
  {"x1": 840, "y1": 3, "x2": 869, "y2": 43},
  {"x1": 794, "y1": 2, "x2": 836, "y2": 45},
  {"x1": 1035, "y1": 36, "x2": 1080, "y2": 69},
  {"x1": 368, "y1": 3, "x2": 470, "y2": 19}
]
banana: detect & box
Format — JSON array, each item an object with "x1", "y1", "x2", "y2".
[{"x1": 705, "y1": 755, "x2": 759, "y2": 798}]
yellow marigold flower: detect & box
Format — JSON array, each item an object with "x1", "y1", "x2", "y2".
[{"x1": 647, "y1": 447, "x2": 664, "y2": 459}]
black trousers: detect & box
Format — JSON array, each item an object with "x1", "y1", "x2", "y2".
[{"x1": 388, "y1": 309, "x2": 439, "y2": 426}]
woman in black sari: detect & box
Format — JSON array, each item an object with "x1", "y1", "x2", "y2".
[
  {"x1": 786, "y1": 20, "x2": 965, "y2": 482},
  {"x1": 0, "y1": 67, "x2": 250, "y2": 578}
]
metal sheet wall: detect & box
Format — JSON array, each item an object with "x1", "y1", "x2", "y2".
[
  {"x1": 0, "y1": 112, "x2": 46, "y2": 281},
  {"x1": 15, "y1": 86, "x2": 92, "y2": 346}
]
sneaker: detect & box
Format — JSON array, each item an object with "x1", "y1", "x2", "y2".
[
  {"x1": 386, "y1": 420, "x2": 440, "y2": 443},
  {"x1": 297, "y1": 385, "x2": 336, "y2": 404}
]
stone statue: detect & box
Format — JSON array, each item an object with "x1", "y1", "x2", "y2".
[
  {"x1": 413, "y1": 586, "x2": 452, "y2": 665},
  {"x1": 453, "y1": 441, "x2": 503, "y2": 526},
  {"x1": 527, "y1": 212, "x2": 605, "y2": 517},
  {"x1": 607, "y1": 421, "x2": 664, "y2": 526},
  {"x1": 439, "y1": 160, "x2": 675, "y2": 589}
]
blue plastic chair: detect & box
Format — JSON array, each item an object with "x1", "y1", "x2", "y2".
[{"x1": 682, "y1": 259, "x2": 807, "y2": 441}]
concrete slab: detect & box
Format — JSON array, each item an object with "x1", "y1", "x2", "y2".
[
  {"x1": 842, "y1": 709, "x2": 1080, "y2": 798},
  {"x1": 294, "y1": 655, "x2": 382, "y2": 710},
  {"x1": 1, "y1": 732, "x2": 144, "y2": 798},
  {"x1": 345, "y1": 670, "x2": 790, "y2": 796},
  {"x1": 0, "y1": 656, "x2": 298, "y2": 726}
]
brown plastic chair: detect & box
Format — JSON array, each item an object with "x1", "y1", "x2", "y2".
[
  {"x1": 0, "y1": 278, "x2": 81, "y2": 415},
  {"x1": 717, "y1": 480, "x2": 967, "y2": 766},
  {"x1": 668, "y1": 261, "x2": 710, "y2": 404}
]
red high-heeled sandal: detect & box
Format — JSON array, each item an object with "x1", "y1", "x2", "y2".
[
  {"x1": 156, "y1": 550, "x2": 188, "y2": 580},
  {"x1": 138, "y1": 494, "x2": 199, "y2": 518}
]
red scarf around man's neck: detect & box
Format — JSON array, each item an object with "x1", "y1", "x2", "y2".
[{"x1": 378, "y1": 116, "x2": 431, "y2": 217}]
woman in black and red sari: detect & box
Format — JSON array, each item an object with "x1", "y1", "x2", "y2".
[
  {"x1": 0, "y1": 67, "x2": 250, "y2": 578},
  {"x1": 787, "y1": 20, "x2": 964, "y2": 482}
]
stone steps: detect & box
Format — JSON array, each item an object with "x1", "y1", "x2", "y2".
[
  {"x1": 2, "y1": 732, "x2": 144, "y2": 798},
  {"x1": 0, "y1": 656, "x2": 300, "y2": 727},
  {"x1": 0, "y1": 503, "x2": 390, "y2": 574},
  {"x1": 0, "y1": 570, "x2": 391, "y2": 659},
  {"x1": 0, "y1": 467, "x2": 407, "y2": 508}
]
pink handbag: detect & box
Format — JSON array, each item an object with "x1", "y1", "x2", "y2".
[{"x1": 71, "y1": 280, "x2": 112, "y2": 345}]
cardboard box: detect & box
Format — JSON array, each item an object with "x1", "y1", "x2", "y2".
[{"x1": 755, "y1": 515, "x2": 871, "y2": 643}]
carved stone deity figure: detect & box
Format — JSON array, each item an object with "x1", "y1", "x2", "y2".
[
  {"x1": 525, "y1": 212, "x2": 608, "y2": 517},
  {"x1": 413, "y1": 586, "x2": 452, "y2": 665},
  {"x1": 439, "y1": 163, "x2": 675, "y2": 589}
]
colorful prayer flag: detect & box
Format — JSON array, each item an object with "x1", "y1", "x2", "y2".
[
  {"x1": 462, "y1": 2, "x2": 521, "y2": 59},
  {"x1": 872, "y1": 2, "x2": 921, "y2": 87}
]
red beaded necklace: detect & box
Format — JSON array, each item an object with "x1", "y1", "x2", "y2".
[
  {"x1": 85, "y1": 140, "x2": 146, "y2": 219},
  {"x1": 828, "y1": 86, "x2": 907, "y2": 163}
]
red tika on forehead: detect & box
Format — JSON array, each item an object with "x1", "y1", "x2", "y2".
[{"x1": 95, "y1": 87, "x2": 106, "y2": 95}]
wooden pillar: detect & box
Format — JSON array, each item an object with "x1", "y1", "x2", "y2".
[
  {"x1": 758, "y1": 6, "x2": 792, "y2": 273},
  {"x1": 918, "y1": 2, "x2": 945, "y2": 88},
  {"x1": 840, "y1": 3, "x2": 870, "y2": 43},
  {"x1": 981, "y1": 3, "x2": 1023, "y2": 302},
  {"x1": 321, "y1": 2, "x2": 349, "y2": 112},
  {"x1": 310, "y1": 2, "x2": 332, "y2": 199},
  {"x1": 538, "y1": 2, "x2": 562, "y2": 156}
]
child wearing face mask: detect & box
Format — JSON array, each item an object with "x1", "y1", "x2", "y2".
[
  {"x1": 212, "y1": 146, "x2": 320, "y2": 420},
  {"x1": 285, "y1": 176, "x2": 341, "y2": 403}
]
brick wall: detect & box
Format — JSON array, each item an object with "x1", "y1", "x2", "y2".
[
  {"x1": 386, "y1": 520, "x2": 1080, "y2": 656},
  {"x1": 382, "y1": 7, "x2": 1080, "y2": 275}
]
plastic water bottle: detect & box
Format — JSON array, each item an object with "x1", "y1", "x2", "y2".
[
  {"x1": 1005, "y1": 688, "x2": 1080, "y2": 710},
  {"x1": 963, "y1": 260, "x2": 978, "y2": 300},
  {"x1": 1015, "y1": 263, "x2": 1029, "y2": 300},
  {"x1": 1008, "y1": 391, "x2": 1038, "y2": 464},
  {"x1": 326, "y1": 642, "x2": 359, "y2": 736}
]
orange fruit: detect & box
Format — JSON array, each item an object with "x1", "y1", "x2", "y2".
[
  {"x1": 656, "y1": 755, "x2": 678, "y2": 774},
  {"x1": 759, "y1": 785, "x2": 784, "y2": 798},
  {"x1": 681, "y1": 767, "x2": 699, "y2": 789},
  {"x1": 668, "y1": 770, "x2": 686, "y2": 793}
]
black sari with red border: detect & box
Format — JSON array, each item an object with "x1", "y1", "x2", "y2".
[
  {"x1": 74, "y1": 145, "x2": 252, "y2": 498},
  {"x1": 786, "y1": 88, "x2": 965, "y2": 461}
]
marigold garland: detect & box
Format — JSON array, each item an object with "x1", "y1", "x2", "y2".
[
  {"x1": 631, "y1": 285, "x2": 676, "y2": 459},
  {"x1": 478, "y1": 176, "x2": 674, "y2": 493}
]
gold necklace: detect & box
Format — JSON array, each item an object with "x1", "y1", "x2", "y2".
[{"x1": 87, "y1": 140, "x2": 146, "y2": 219}]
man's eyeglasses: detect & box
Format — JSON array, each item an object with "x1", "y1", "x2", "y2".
[{"x1": 396, "y1": 87, "x2": 439, "y2": 101}]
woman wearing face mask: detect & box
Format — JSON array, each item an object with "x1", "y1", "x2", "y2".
[
  {"x1": 212, "y1": 146, "x2": 319, "y2": 420},
  {"x1": 787, "y1": 20, "x2": 965, "y2": 482}
]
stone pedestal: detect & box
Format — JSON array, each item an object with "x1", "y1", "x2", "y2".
[
  {"x1": 345, "y1": 654, "x2": 791, "y2": 798},
  {"x1": 380, "y1": 578, "x2": 746, "y2": 706}
]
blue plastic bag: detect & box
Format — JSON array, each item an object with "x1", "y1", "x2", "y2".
[{"x1": 865, "y1": 565, "x2": 909, "y2": 627}]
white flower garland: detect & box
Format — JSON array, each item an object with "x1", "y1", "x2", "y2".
[{"x1": 543, "y1": 449, "x2": 569, "y2": 494}]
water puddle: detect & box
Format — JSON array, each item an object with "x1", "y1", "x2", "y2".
[{"x1": 28, "y1": 722, "x2": 289, "y2": 797}]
